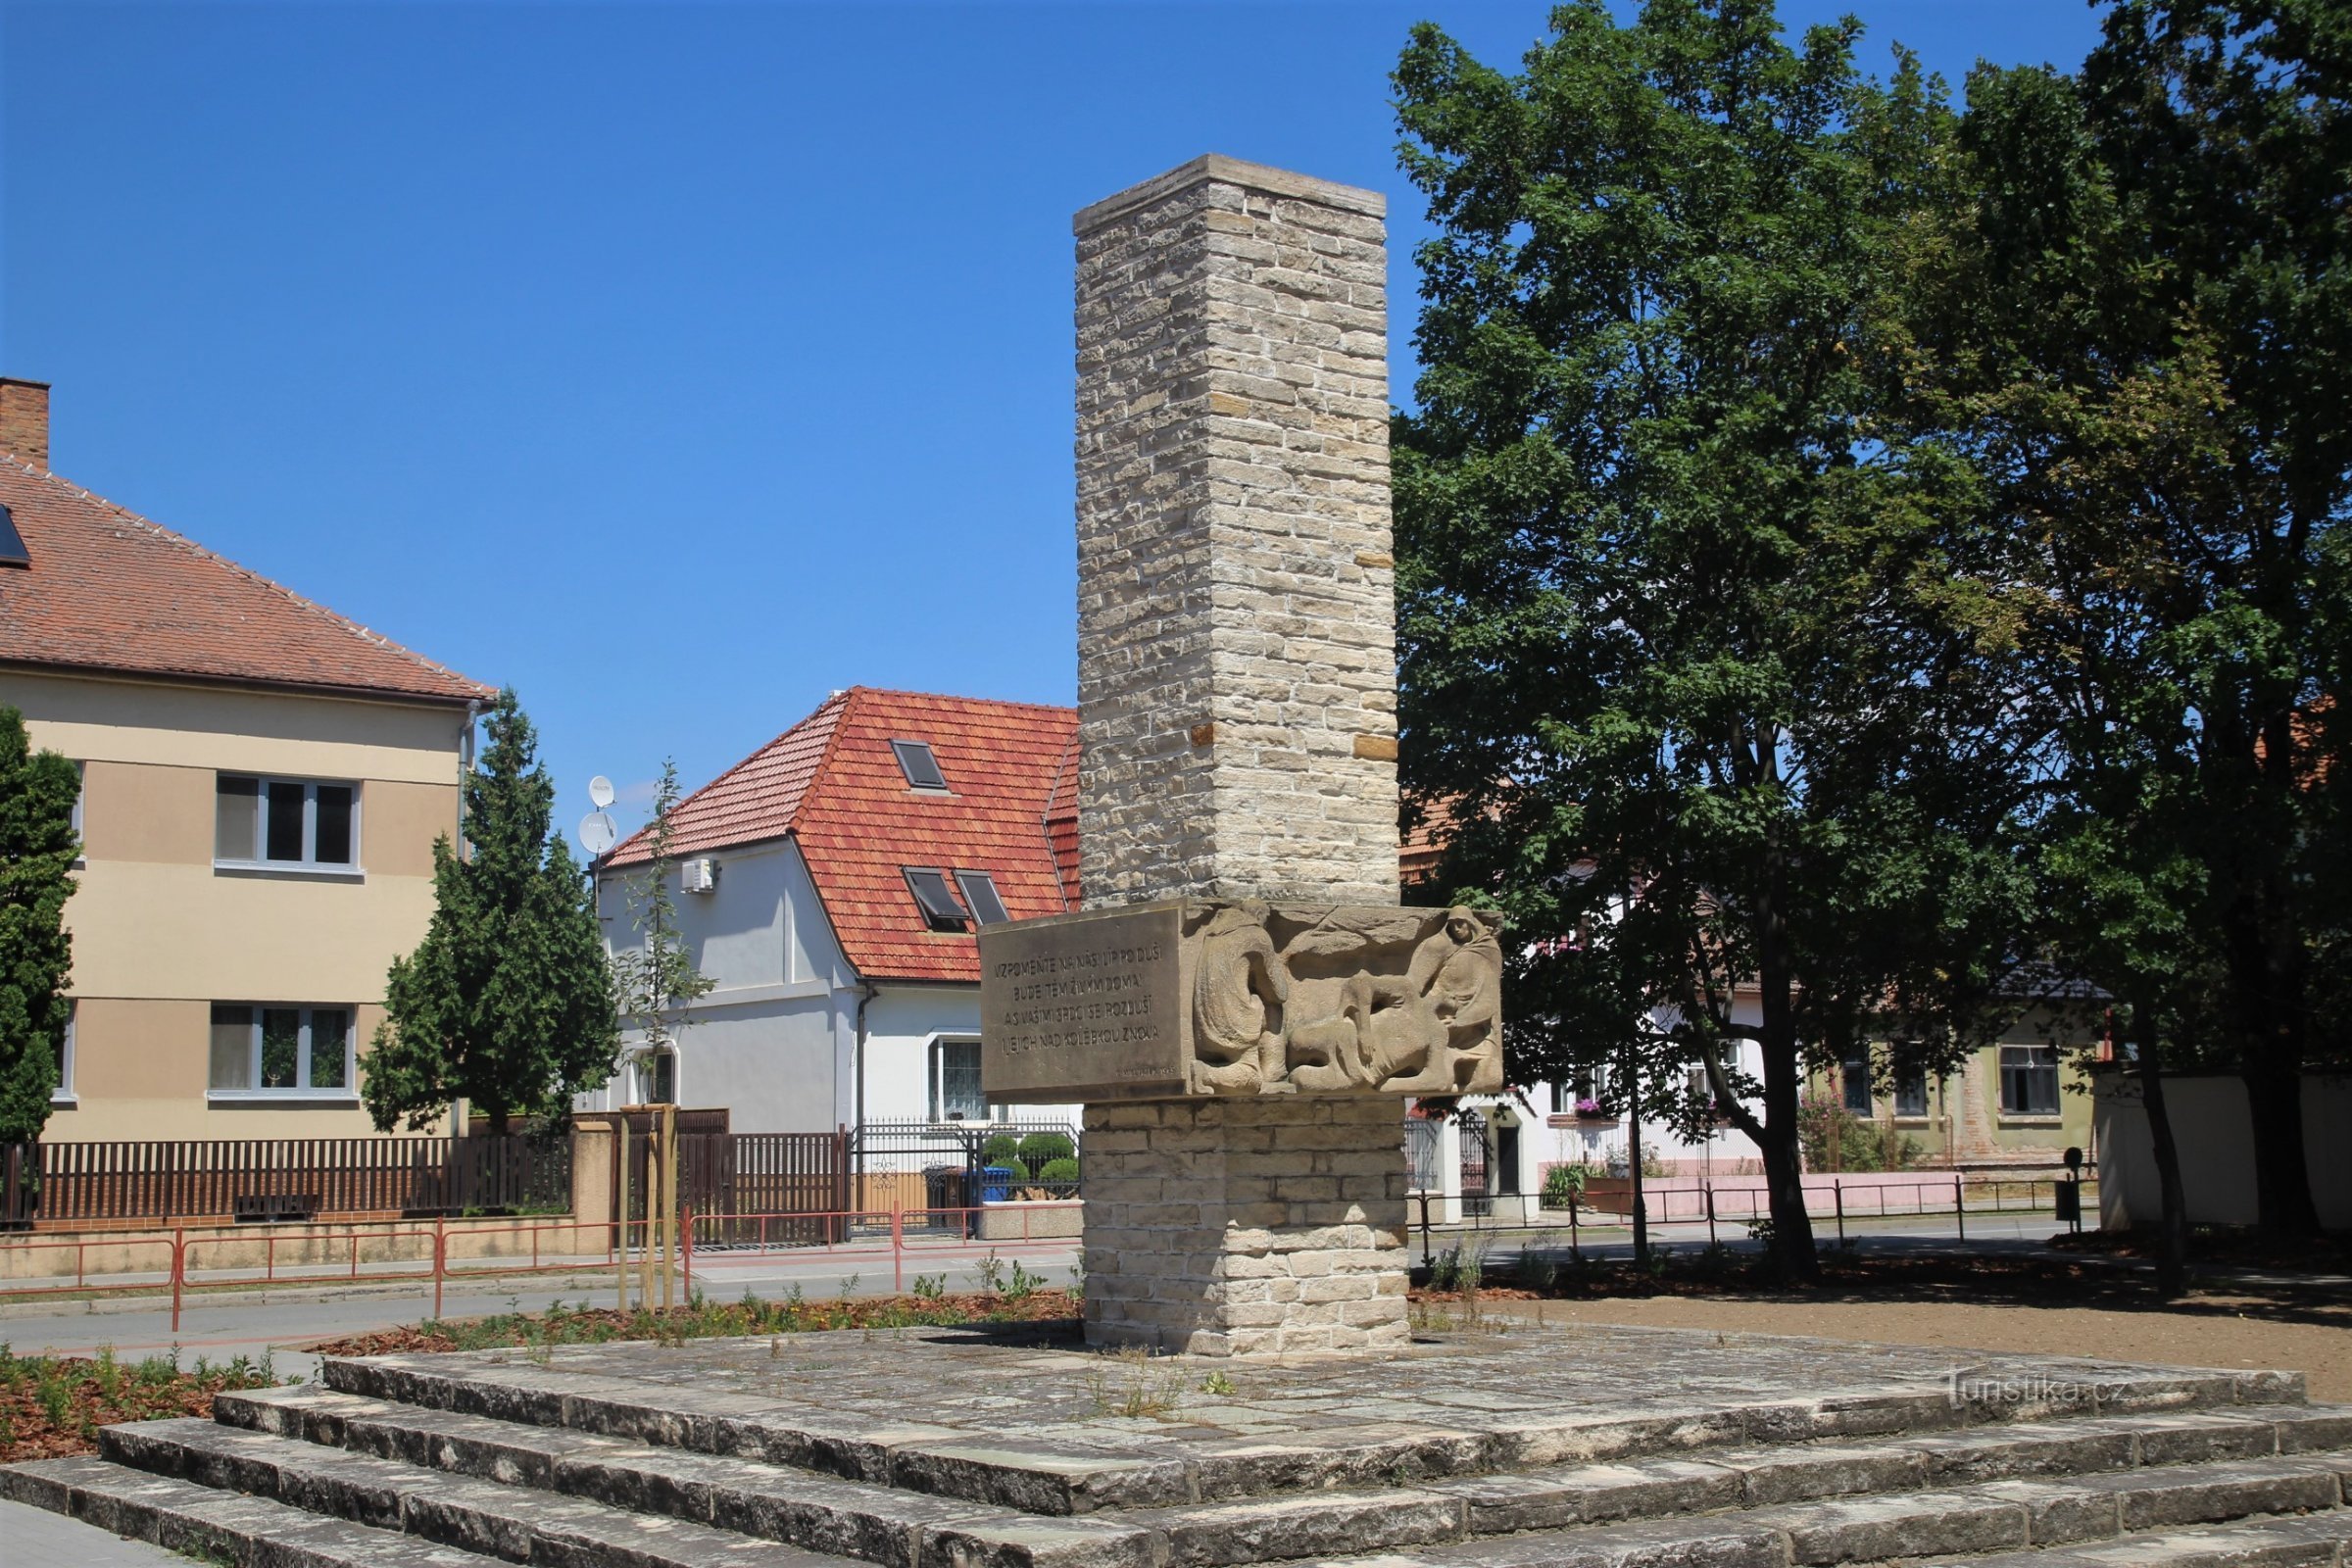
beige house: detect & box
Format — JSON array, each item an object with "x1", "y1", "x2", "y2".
[{"x1": 0, "y1": 378, "x2": 494, "y2": 1142}]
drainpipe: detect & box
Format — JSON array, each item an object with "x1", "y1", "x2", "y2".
[{"x1": 854, "y1": 980, "x2": 880, "y2": 1134}]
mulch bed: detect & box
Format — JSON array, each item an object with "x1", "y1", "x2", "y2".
[
  {"x1": 0, "y1": 1351, "x2": 275, "y2": 1465},
  {"x1": 307, "y1": 1288, "x2": 1084, "y2": 1358}
]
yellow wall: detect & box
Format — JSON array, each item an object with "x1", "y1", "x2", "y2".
[
  {"x1": 1809, "y1": 1010, "x2": 2101, "y2": 1166},
  {"x1": 3, "y1": 667, "x2": 470, "y2": 1142}
]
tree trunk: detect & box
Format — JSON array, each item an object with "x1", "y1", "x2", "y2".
[
  {"x1": 2224, "y1": 897, "x2": 2320, "y2": 1236},
  {"x1": 2241, "y1": 1049, "x2": 2318, "y2": 1236},
  {"x1": 1752, "y1": 787, "x2": 1821, "y2": 1284},
  {"x1": 2132, "y1": 997, "x2": 2189, "y2": 1298},
  {"x1": 486, "y1": 1106, "x2": 511, "y2": 1139}
]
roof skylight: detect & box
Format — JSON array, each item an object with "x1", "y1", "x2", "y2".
[
  {"x1": 0, "y1": 505, "x2": 26, "y2": 568},
  {"x1": 956, "y1": 870, "x2": 1010, "y2": 926},
  {"x1": 904, "y1": 866, "x2": 969, "y2": 931},
  {"x1": 891, "y1": 738, "x2": 949, "y2": 791}
]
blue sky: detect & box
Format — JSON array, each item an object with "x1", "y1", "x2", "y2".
[{"x1": 2, "y1": 1, "x2": 2104, "y2": 842}]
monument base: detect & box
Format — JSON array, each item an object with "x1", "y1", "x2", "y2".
[{"x1": 1080, "y1": 1096, "x2": 1410, "y2": 1357}]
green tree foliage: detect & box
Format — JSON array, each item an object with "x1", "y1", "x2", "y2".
[
  {"x1": 1940, "y1": 0, "x2": 2352, "y2": 1235},
  {"x1": 1392, "y1": 0, "x2": 2038, "y2": 1279},
  {"x1": 0, "y1": 707, "x2": 76, "y2": 1147},
  {"x1": 365, "y1": 691, "x2": 619, "y2": 1137},
  {"x1": 609, "y1": 759, "x2": 714, "y2": 1082}
]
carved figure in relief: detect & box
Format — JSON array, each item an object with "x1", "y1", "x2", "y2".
[
  {"x1": 1190, "y1": 903, "x2": 1291, "y2": 1093},
  {"x1": 1277, "y1": 906, "x2": 1502, "y2": 1094},
  {"x1": 1386, "y1": 907, "x2": 1503, "y2": 1092}
]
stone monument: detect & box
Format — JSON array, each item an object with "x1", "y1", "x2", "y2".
[{"x1": 980, "y1": 155, "x2": 1503, "y2": 1359}]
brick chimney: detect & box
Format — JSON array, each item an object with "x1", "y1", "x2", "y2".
[{"x1": 0, "y1": 379, "x2": 50, "y2": 468}]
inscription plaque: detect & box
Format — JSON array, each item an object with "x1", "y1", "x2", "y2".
[
  {"x1": 981, "y1": 899, "x2": 1503, "y2": 1103},
  {"x1": 980, "y1": 905, "x2": 1187, "y2": 1102}
]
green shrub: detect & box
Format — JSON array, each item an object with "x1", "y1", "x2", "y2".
[
  {"x1": 982, "y1": 1134, "x2": 1022, "y2": 1169},
  {"x1": 1541, "y1": 1162, "x2": 1593, "y2": 1208},
  {"x1": 1016, "y1": 1132, "x2": 1075, "y2": 1173},
  {"x1": 1036, "y1": 1157, "x2": 1081, "y2": 1184}
]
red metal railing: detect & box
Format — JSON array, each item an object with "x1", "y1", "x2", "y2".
[{"x1": 0, "y1": 1202, "x2": 1085, "y2": 1330}]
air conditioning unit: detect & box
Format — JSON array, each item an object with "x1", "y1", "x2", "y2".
[{"x1": 679, "y1": 858, "x2": 717, "y2": 894}]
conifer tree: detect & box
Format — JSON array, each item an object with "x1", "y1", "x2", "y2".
[
  {"x1": 365, "y1": 690, "x2": 619, "y2": 1136},
  {"x1": 0, "y1": 706, "x2": 77, "y2": 1148}
]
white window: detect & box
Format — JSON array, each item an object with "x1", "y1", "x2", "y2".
[
  {"x1": 52, "y1": 1001, "x2": 74, "y2": 1104},
  {"x1": 70, "y1": 761, "x2": 85, "y2": 863},
  {"x1": 215, "y1": 775, "x2": 359, "y2": 871},
  {"x1": 209, "y1": 1004, "x2": 355, "y2": 1098},
  {"x1": 1999, "y1": 1044, "x2": 2061, "y2": 1116},
  {"x1": 929, "y1": 1038, "x2": 992, "y2": 1122}
]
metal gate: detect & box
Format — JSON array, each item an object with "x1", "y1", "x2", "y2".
[{"x1": 1458, "y1": 1108, "x2": 1491, "y2": 1217}]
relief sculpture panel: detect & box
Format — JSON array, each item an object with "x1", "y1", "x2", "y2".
[{"x1": 981, "y1": 899, "x2": 1502, "y2": 1103}]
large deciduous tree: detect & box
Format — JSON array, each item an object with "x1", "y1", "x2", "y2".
[
  {"x1": 1393, "y1": 0, "x2": 2038, "y2": 1279},
  {"x1": 365, "y1": 691, "x2": 619, "y2": 1137},
  {"x1": 0, "y1": 706, "x2": 77, "y2": 1148},
  {"x1": 1945, "y1": 0, "x2": 2352, "y2": 1235}
]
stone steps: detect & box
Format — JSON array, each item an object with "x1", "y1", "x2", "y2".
[
  {"x1": 7, "y1": 1327, "x2": 2350, "y2": 1568},
  {"x1": 220, "y1": 1367, "x2": 2352, "y2": 1561},
  {"x1": 1280, "y1": 1459, "x2": 2352, "y2": 1566},
  {"x1": 17, "y1": 1376, "x2": 2352, "y2": 1568},
  {"x1": 310, "y1": 1348, "x2": 2306, "y2": 1516}
]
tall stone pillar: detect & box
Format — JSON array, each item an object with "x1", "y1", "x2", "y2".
[
  {"x1": 984, "y1": 158, "x2": 1501, "y2": 1359},
  {"x1": 1073, "y1": 156, "x2": 1399, "y2": 909}
]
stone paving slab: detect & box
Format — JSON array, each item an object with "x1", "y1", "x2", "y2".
[{"x1": 316, "y1": 1319, "x2": 2303, "y2": 1513}]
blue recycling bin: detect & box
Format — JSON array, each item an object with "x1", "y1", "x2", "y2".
[{"x1": 981, "y1": 1165, "x2": 1017, "y2": 1203}]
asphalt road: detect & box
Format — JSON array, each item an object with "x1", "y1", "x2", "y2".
[{"x1": 0, "y1": 1207, "x2": 2068, "y2": 1380}]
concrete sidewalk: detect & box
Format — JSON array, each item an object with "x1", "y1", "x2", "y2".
[{"x1": 0, "y1": 1496, "x2": 184, "y2": 1564}]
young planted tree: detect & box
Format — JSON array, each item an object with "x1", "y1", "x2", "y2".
[
  {"x1": 1393, "y1": 0, "x2": 2039, "y2": 1279},
  {"x1": 0, "y1": 707, "x2": 77, "y2": 1147},
  {"x1": 365, "y1": 691, "x2": 619, "y2": 1137},
  {"x1": 609, "y1": 759, "x2": 713, "y2": 1090},
  {"x1": 1944, "y1": 1, "x2": 2352, "y2": 1235}
]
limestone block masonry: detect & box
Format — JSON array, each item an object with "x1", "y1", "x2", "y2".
[
  {"x1": 1080, "y1": 1096, "x2": 1410, "y2": 1356},
  {"x1": 1074, "y1": 156, "x2": 1399, "y2": 909}
]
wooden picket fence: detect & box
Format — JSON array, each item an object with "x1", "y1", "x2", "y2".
[{"x1": 0, "y1": 1134, "x2": 571, "y2": 1229}]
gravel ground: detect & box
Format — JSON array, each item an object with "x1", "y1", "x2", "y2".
[{"x1": 1510, "y1": 1288, "x2": 2352, "y2": 1401}]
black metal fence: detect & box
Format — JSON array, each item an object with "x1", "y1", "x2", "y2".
[
  {"x1": 849, "y1": 1120, "x2": 1081, "y2": 1229},
  {"x1": 0, "y1": 1134, "x2": 572, "y2": 1229}
]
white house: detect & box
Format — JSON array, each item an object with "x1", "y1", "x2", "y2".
[{"x1": 587, "y1": 687, "x2": 1082, "y2": 1137}]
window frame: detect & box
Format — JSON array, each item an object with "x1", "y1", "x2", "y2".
[
  {"x1": 1892, "y1": 1060, "x2": 1930, "y2": 1118},
  {"x1": 214, "y1": 773, "x2": 363, "y2": 876},
  {"x1": 69, "y1": 761, "x2": 85, "y2": 867},
  {"x1": 954, "y1": 869, "x2": 1009, "y2": 926},
  {"x1": 903, "y1": 866, "x2": 969, "y2": 932},
  {"x1": 928, "y1": 1036, "x2": 995, "y2": 1122},
  {"x1": 1839, "y1": 1048, "x2": 1874, "y2": 1115},
  {"x1": 52, "y1": 1000, "x2": 74, "y2": 1105},
  {"x1": 1998, "y1": 1043, "x2": 2062, "y2": 1117},
  {"x1": 890, "y1": 739, "x2": 951, "y2": 793},
  {"x1": 206, "y1": 1004, "x2": 358, "y2": 1102}
]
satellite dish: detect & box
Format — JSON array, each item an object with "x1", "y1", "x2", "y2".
[
  {"x1": 588, "y1": 775, "x2": 615, "y2": 809},
  {"x1": 578, "y1": 810, "x2": 617, "y2": 858}
]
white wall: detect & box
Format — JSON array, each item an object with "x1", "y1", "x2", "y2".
[
  {"x1": 2093, "y1": 1070, "x2": 2352, "y2": 1230},
  {"x1": 591, "y1": 838, "x2": 858, "y2": 1133},
  {"x1": 592, "y1": 839, "x2": 1075, "y2": 1134}
]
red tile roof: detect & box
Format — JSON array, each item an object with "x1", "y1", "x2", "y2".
[
  {"x1": 607, "y1": 688, "x2": 1080, "y2": 984},
  {"x1": 0, "y1": 455, "x2": 491, "y2": 705}
]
